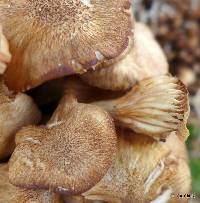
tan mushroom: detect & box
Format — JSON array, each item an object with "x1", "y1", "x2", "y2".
[
  {"x1": 63, "y1": 75, "x2": 189, "y2": 141},
  {"x1": 0, "y1": 25, "x2": 11, "y2": 74},
  {"x1": 0, "y1": 164, "x2": 61, "y2": 203},
  {"x1": 82, "y1": 129, "x2": 191, "y2": 203},
  {"x1": 0, "y1": 0, "x2": 133, "y2": 92},
  {"x1": 8, "y1": 92, "x2": 117, "y2": 195},
  {"x1": 0, "y1": 80, "x2": 41, "y2": 160},
  {"x1": 92, "y1": 75, "x2": 190, "y2": 141},
  {"x1": 81, "y1": 23, "x2": 168, "y2": 91}
]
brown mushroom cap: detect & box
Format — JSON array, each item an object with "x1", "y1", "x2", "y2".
[
  {"x1": 0, "y1": 80, "x2": 41, "y2": 160},
  {"x1": 80, "y1": 23, "x2": 169, "y2": 91},
  {"x1": 9, "y1": 95, "x2": 117, "y2": 195},
  {"x1": 0, "y1": 164, "x2": 61, "y2": 203},
  {"x1": 0, "y1": 0, "x2": 133, "y2": 92},
  {"x1": 92, "y1": 75, "x2": 190, "y2": 141},
  {"x1": 0, "y1": 25, "x2": 11, "y2": 74},
  {"x1": 83, "y1": 130, "x2": 191, "y2": 203}
]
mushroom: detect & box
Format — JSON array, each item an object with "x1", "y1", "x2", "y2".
[
  {"x1": 8, "y1": 92, "x2": 117, "y2": 195},
  {"x1": 82, "y1": 129, "x2": 191, "y2": 203},
  {"x1": 0, "y1": 80, "x2": 41, "y2": 160},
  {"x1": 0, "y1": 0, "x2": 133, "y2": 92},
  {"x1": 92, "y1": 75, "x2": 190, "y2": 141},
  {"x1": 80, "y1": 23, "x2": 169, "y2": 91},
  {"x1": 0, "y1": 164, "x2": 61, "y2": 203},
  {"x1": 63, "y1": 75, "x2": 189, "y2": 141},
  {"x1": 0, "y1": 25, "x2": 11, "y2": 74}
]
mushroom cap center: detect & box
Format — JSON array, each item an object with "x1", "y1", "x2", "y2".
[{"x1": 9, "y1": 0, "x2": 92, "y2": 27}]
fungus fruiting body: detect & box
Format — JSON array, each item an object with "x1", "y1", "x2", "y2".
[
  {"x1": 92, "y1": 75, "x2": 190, "y2": 140},
  {"x1": 81, "y1": 23, "x2": 168, "y2": 91},
  {"x1": 9, "y1": 93, "x2": 117, "y2": 195},
  {"x1": 0, "y1": 0, "x2": 133, "y2": 92},
  {"x1": 0, "y1": 80, "x2": 41, "y2": 160},
  {"x1": 62, "y1": 75, "x2": 189, "y2": 141},
  {"x1": 82, "y1": 130, "x2": 191, "y2": 203}
]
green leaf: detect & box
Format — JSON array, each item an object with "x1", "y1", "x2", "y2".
[{"x1": 189, "y1": 159, "x2": 200, "y2": 193}]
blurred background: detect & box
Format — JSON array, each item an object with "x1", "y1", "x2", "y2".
[{"x1": 133, "y1": 0, "x2": 200, "y2": 201}]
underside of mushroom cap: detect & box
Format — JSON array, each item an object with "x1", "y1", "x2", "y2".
[
  {"x1": 93, "y1": 75, "x2": 190, "y2": 141},
  {"x1": 0, "y1": 164, "x2": 61, "y2": 203},
  {"x1": 80, "y1": 23, "x2": 168, "y2": 91},
  {"x1": 0, "y1": 0, "x2": 133, "y2": 92},
  {"x1": 9, "y1": 101, "x2": 117, "y2": 195}
]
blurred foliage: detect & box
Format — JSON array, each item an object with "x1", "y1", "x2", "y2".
[{"x1": 187, "y1": 124, "x2": 200, "y2": 193}]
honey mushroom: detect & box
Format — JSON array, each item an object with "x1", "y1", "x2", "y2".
[
  {"x1": 0, "y1": 0, "x2": 133, "y2": 92},
  {"x1": 8, "y1": 90, "x2": 117, "y2": 195},
  {"x1": 82, "y1": 130, "x2": 191, "y2": 203},
  {"x1": 0, "y1": 80, "x2": 41, "y2": 160},
  {"x1": 61, "y1": 130, "x2": 191, "y2": 203},
  {"x1": 0, "y1": 25, "x2": 11, "y2": 74},
  {"x1": 62, "y1": 75, "x2": 190, "y2": 141},
  {"x1": 0, "y1": 164, "x2": 62, "y2": 203},
  {"x1": 0, "y1": 1, "x2": 192, "y2": 203},
  {"x1": 80, "y1": 23, "x2": 169, "y2": 91}
]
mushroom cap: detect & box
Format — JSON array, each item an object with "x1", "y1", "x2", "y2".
[
  {"x1": 81, "y1": 23, "x2": 169, "y2": 91},
  {"x1": 0, "y1": 25, "x2": 11, "y2": 74},
  {"x1": 93, "y1": 75, "x2": 190, "y2": 141},
  {"x1": 0, "y1": 0, "x2": 133, "y2": 92},
  {"x1": 0, "y1": 80, "x2": 41, "y2": 160},
  {"x1": 9, "y1": 101, "x2": 117, "y2": 195},
  {"x1": 0, "y1": 164, "x2": 61, "y2": 203},
  {"x1": 83, "y1": 130, "x2": 192, "y2": 203}
]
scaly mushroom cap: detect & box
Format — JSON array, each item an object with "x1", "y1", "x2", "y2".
[
  {"x1": 0, "y1": 0, "x2": 133, "y2": 92},
  {"x1": 0, "y1": 164, "x2": 61, "y2": 203},
  {"x1": 93, "y1": 75, "x2": 190, "y2": 141},
  {"x1": 83, "y1": 130, "x2": 191, "y2": 203},
  {"x1": 81, "y1": 23, "x2": 168, "y2": 91},
  {"x1": 9, "y1": 96, "x2": 117, "y2": 195},
  {"x1": 0, "y1": 25, "x2": 11, "y2": 74},
  {"x1": 0, "y1": 80, "x2": 41, "y2": 160}
]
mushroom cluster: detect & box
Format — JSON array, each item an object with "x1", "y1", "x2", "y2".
[{"x1": 0, "y1": 1, "x2": 191, "y2": 203}]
